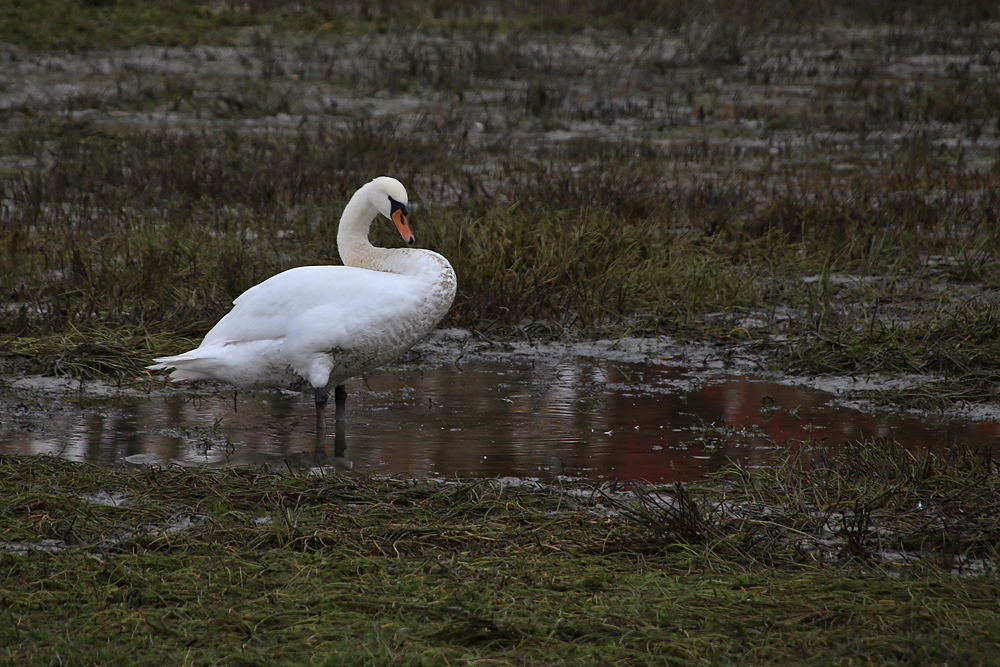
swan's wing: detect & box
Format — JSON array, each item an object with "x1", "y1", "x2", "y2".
[{"x1": 200, "y1": 265, "x2": 417, "y2": 349}]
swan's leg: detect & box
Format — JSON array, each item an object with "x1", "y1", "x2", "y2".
[
  {"x1": 329, "y1": 385, "x2": 349, "y2": 469},
  {"x1": 314, "y1": 386, "x2": 347, "y2": 468},
  {"x1": 310, "y1": 387, "x2": 332, "y2": 466},
  {"x1": 314, "y1": 387, "x2": 329, "y2": 450},
  {"x1": 335, "y1": 384, "x2": 347, "y2": 423},
  {"x1": 334, "y1": 426, "x2": 347, "y2": 461}
]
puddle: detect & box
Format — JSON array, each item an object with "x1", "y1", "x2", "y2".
[{"x1": 2, "y1": 356, "x2": 998, "y2": 482}]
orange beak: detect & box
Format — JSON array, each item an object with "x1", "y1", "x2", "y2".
[{"x1": 392, "y1": 208, "x2": 415, "y2": 245}]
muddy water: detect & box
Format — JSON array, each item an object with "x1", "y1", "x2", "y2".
[{"x1": 2, "y1": 358, "x2": 998, "y2": 481}]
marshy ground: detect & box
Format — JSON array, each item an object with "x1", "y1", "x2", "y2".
[{"x1": 2, "y1": 1, "x2": 1000, "y2": 664}]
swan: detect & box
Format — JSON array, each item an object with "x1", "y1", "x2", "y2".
[{"x1": 147, "y1": 176, "x2": 456, "y2": 456}]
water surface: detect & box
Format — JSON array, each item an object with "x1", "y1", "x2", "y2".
[{"x1": 2, "y1": 358, "x2": 997, "y2": 482}]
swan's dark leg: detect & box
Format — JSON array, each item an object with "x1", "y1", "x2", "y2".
[
  {"x1": 315, "y1": 385, "x2": 348, "y2": 467},
  {"x1": 334, "y1": 426, "x2": 347, "y2": 461},
  {"x1": 335, "y1": 384, "x2": 347, "y2": 423},
  {"x1": 313, "y1": 387, "x2": 329, "y2": 464}
]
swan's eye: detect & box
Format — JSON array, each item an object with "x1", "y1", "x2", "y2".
[{"x1": 388, "y1": 196, "x2": 408, "y2": 217}]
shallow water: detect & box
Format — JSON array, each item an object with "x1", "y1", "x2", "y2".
[{"x1": 2, "y1": 358, "x2": 998, "y2": 481}]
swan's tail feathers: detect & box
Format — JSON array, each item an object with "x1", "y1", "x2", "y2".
[{"x1": 147, "y1": 353, "x2": 218, "y2": 382}]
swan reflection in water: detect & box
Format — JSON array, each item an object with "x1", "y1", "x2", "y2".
[{"x1": 203, "y1": 423, "x2": 352, "y2": 473}]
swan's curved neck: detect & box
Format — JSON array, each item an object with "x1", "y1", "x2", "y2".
[{"x1": 336, "y1": 185, "x2": 392, "y2": 270}]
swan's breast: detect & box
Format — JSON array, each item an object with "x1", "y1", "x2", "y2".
[{"x1": 280, "y1": 255, "x2": 454, "y2": 387}]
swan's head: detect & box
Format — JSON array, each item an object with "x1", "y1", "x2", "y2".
[{"x1": 370, "y1": 176, "x2": 414, "y2": 245}]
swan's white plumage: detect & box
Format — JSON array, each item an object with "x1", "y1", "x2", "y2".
[{"x1": 148, "y1": 177, "x2": 456, "y2": 396}]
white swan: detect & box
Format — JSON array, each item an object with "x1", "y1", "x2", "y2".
[{"x1": 148, "y1": 176, "x2": 456, "y2": 453}]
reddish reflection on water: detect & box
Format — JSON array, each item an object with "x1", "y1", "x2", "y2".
[{"x1": 2, "y1": 359, "x2": 999, "y2": 481}]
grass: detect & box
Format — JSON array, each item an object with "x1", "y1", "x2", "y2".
[
  {"x1": 4, "y1": 114, "x2": 998, "y2": 405},
  {"x1": 3, "y1": 0, "x2": 999, "y2": 51},
  {"x1": 3, "y1": 438, "x2": 1000, "y2": 664}
]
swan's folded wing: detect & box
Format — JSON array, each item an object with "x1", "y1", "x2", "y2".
[{"x1": 200, "y1": 265, "x2": 414, "y2": 348}]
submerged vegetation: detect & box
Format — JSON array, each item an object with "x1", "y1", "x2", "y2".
[{"x1": 4, "y1": 438, "x2": 1000, "y2": 665}]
